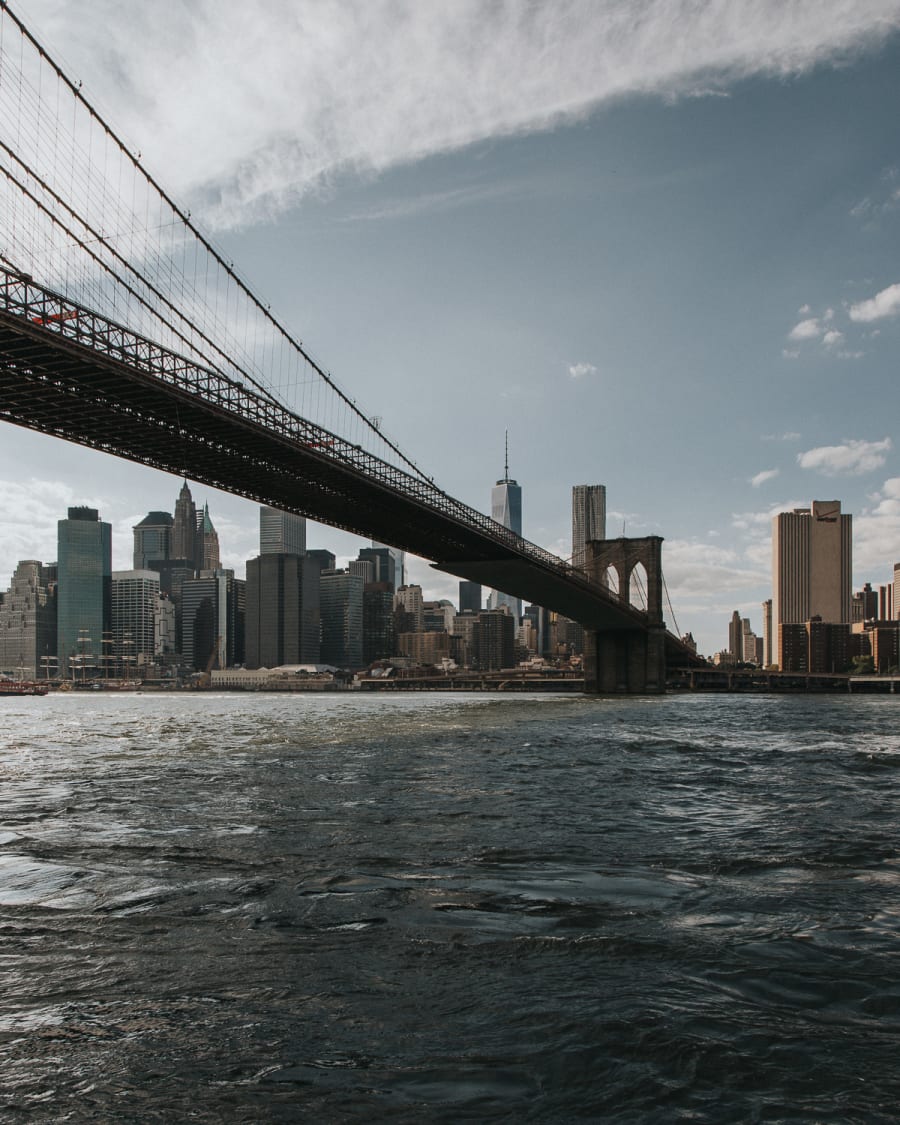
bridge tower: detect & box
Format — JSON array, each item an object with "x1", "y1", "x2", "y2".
[{"x1": 582, "y1": 537, "x2": 666, "y2": 694}]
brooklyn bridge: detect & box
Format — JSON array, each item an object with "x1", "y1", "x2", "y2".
[{"x1": 0, "y1": 3, "x2": 700, "y2": 692}]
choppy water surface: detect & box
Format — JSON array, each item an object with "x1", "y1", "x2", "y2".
[{"x1": 1, "y1": 691, "x2": 900, "y2": 1122}]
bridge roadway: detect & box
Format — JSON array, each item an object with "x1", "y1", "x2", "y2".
[{"x1": 0, "y1": 268, "x2": 698, "y2": 664}]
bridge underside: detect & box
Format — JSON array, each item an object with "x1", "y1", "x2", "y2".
[{"x1": 0, "y1": 307, "x2": 701, "y2": 675}]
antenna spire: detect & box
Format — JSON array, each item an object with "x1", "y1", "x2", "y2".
[{"x1": 504, "y1": 429, "x2": 509, "y2": 480}]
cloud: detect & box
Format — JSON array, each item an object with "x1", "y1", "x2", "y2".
[
  {"x1": 750, "y1": 468, "x2": 780, "y2": 487},
  {"x1": 797, "y1": 437, "x2": 892, "y2": 476},
  {"x1": 27, "y1": 0, "x2": 900, "y2": 228},
  {"x1": 848, "y1": 282, "x2": 900, "y2": 323},
  {"x1": 568, "y1": 362, "x2": 597, "y2": 380},
  {"x1": 854, "y1": 477, "x2": 900, "y2": 577},
  {"x1": 762, "y1": 432, "x2": 801, "y2": 442},
  {"x1": 822, "y1": 328, "x2": 844, "y2": 347},
  {"x1": 788, "y1": 317, "x2": 822, "y2": 340}
]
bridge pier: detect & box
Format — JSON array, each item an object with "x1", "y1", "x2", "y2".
[
  {"x1": 581, "y1": 536, "x2": 667, "y2": 695},
  {"x1": 583, "y1": 626, "x2": 667, "y2": 694}
]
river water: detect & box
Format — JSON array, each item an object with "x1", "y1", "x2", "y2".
[{"x1": 1, "y1": 691, "x2": 899, "y2": 1122}]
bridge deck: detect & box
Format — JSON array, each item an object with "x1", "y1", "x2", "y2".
[{"x1": 0, "y1": 270, "x2": 699, "y2": 656}]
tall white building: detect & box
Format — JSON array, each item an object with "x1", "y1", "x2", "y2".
[
  {"x1": 111, "y1": 569, "x2": 160, "y2": 665},
  {"x1": 259, "y1": 506, "x2": 306, "y2": 556},
  {"x1": 572, "y1": 484, "x2": 606, "y2": 570},
  {"x1": 772, "y1": 501, "x2": 852, "y2": 668}
]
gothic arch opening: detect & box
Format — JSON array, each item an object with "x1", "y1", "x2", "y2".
[{"x1": 629, "y1": 561, "x2": 648, "y2": 611}]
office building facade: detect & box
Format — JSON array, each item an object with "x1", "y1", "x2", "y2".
[
  {"x1": 772, "y1": 501, "x2": 852, "y2": 668},
  {"x1": 111, "y1": 569, "x2": 160, "y2": 666},
  {"x1": 572, "y1": 484, "x2": 607, "y2": 569},
  {"x1": 57, "y1": 507, "x2": 112, "y2": 678},
  {"x1": 0, "y1": 560, "x2": 57, "y2": 678},
  {"x1": 132, "y1": 511, "x2": 173, "y2": 570},
  {"x1": 245, "y1": 553, "x2": 320, "y2": 667},
  {"x1": 320, "y1": 570, "x2": 364, "y2": 669},
  {"x1": 259, "y1": 506, "x2": 306, "y2": 556}
]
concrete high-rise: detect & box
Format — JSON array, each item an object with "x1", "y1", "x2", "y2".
[
  {"x1": 772, "y1": 501, "x2": 852, "y2": 668},
  {"x1": 0, "y1": 560, "x2": 57, "y2": 678},
  {"x1": 572, "y1": 484, "x2": 606, "y2": 570},
  {"x1": 488, "y1": 434, "x2": 523, "y2": 618},
  {"x1": 111, "y1": 570, "x2": 160, "y2": 667},
  {"x1": 259, "y1": 506, "x2": 306, "y2": 556},
  {"x1": 57, "y1": 507, "x2": 111, "y2": 678}
]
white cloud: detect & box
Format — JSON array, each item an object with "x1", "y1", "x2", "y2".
[
  {"x1": 782, "y1": 348, "x2": 800, "y2": 359},
  {"x1": 788, "y1": 317, "x2": 821, "y2": 340},
  {"x1": 750, "y1": 468, "x2": 780, "y2": 487},
  {"x1": 798, "y1": 304, "x2": 811, "y2": 314},
  {"x1": 822, "y1": 328, "x2": 844, "y2": 347},
  {"x1": 854, "y1": 477, "x2": 900, "y2": 577},
  {"x1": 568, "y1": 362, "x2": 597, "y2": 380},
  {"x1": 662, "y1": 538, "x2": 769, "y2": 601},
  {"x1": 28, "y1": 0, "x2": 900, "y2": 228},
  {"x1": 797, "y1": 437, "x2": 892, "y2": 476},
  {"x1": 848, "y1": 282, "x2": 900, "y2": 323}
]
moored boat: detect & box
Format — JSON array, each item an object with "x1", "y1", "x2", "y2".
[{"x1": 0, "y1": 679, "x2": 50, "y2": 696}]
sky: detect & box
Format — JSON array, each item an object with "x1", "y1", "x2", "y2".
[{"x1": 3, "y1": 0, "x2": 900, "y2": 656}]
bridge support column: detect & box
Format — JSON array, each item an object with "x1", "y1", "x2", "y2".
[
  {"x1": 583, "y1": 626, "x2": 667, "y2": 694},
  {"x1": 581, "y1": 536, "x2": 667, "y2": 695}
]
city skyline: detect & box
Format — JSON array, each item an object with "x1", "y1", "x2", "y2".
[{"x1": 3, "y1": 3, "x2": 900, "y2": 655}]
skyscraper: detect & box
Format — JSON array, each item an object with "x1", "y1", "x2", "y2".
[
  {"x1": 772, "y1": 501, "x2": 852, "y2": 669},
  {"x1": 132, "y1": 511, "x2": 173, "y2": 570},
  {"x1": 57, "y1": 506, "x2": 112, "y2": 678},
  {"x1": 0, "y1": 560, "x2": 57, "y2": 678},
  {"x1": 489, "y1": 433, "x2": 523, "y2": 618},
  {"x1": 572, "y1": 484, "x2": 606, "y2": 569},
  {"x1": 259, "y1": 506, "x2": 306, "y2": 556},
  {"x1": 245, "y1": 553, "x2": 320, "y2": 667},
  {"x1": 196, "y1": 503, "x2": 220, "y2": 571},
  {"x1": 111, "y1": 570, "x2": 160, "y2": 667},
  {"x1": 180, "y1": 570, "x2": 245, "y2": 671},
  {"x1": 320, "y1": 570, "x2": 364, "y2": 669},
  {"x1": 173, "y1": 481, "x2": 198, "y2": 569},
  {"x1": 459, "y1": 580, "x2": 482, "y2": 614},
  {"x1": 370, "y1": 541, "x2": 404, "y2": 588}
]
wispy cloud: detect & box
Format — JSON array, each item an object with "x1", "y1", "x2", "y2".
[
  {"x1": 750, "y1": 468, "x2": 780, "y2": 487},
  {"x1": 848, "y1": 282, "x2": 900, "y2": 323},
  {"x1": 342, "y1": 182, "x2": 520, "y2": 222},
  {"x1": 797, "y1": 437, "x2": 892, "y2": 476},
  {"x1": 30, "y1": 0, "x2": 900, "y2": 229},
  {"x1": 568, "y1": 361, "x2": 597, "y2": 380}
]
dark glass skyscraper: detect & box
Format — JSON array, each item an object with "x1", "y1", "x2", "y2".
[
  {"x1": 57, "y1": 506, "x2": 111, "y2": 678},
  {"x1": 245, "y1": 554, "x2": 320, "y2": 667},
  {"x1": 132, "y1": 511, "x2": 173, "y2": 570}
]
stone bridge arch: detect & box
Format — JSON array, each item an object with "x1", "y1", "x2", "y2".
[
  {"x1": 583, "y1": 536, "x2": 664, "y2": 626},
  {"x1": 581, "y1": 536, "x2": 667, "y2": 693}
]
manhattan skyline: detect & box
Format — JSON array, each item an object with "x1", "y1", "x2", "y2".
[{"x1": 2, "y1": 2, "x2": 900, "y2": 655}]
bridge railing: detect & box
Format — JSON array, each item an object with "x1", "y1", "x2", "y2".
[{"x1": 1, "y1": 266, "x2": 646, "y2": 618}]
